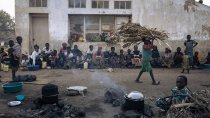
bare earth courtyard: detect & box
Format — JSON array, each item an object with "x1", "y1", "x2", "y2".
[{"x1": 0, "y1": 68, "x2": 210, "y2": 117}]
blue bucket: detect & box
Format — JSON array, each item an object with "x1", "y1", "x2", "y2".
[
  {"x1": 205, "y1": 64, "x2": 210, "y2": 69},
  {"x1": 2, "y1": 82, "x2": 23, "y2": 93},
  {"x1": 27, "y1": 65, "x2": 40, "y2": 71}
]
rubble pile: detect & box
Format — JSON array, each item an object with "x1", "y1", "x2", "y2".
[
  {"x1": 109, "y1": 23, "x2": 168, "y2": 48},
  {"x1": 167, "y1": 90, "x2": 210, "y2": 118}
]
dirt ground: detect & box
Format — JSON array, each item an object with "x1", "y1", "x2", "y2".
[{"x1": 0, "y1": 68, "x2": 210, "y2": 118}]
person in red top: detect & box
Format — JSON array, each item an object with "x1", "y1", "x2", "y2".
[{"x1": 94, "y1": 47, "x2": 104, "y2": 68}]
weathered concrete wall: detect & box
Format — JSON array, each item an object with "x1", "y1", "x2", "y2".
[
  {"x1": 132, "y1": 0, "x2": 210, "y2": 57},
  {"x1": 15, "y1": 0, "x2": 210, "y2": 58}
]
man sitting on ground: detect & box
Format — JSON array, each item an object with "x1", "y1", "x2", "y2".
[{"x1": 42, "y1": 43, "x2": 52, "y2": 66}]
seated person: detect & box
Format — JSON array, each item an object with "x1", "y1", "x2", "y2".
[
  {"x1": 151, "y1": 46, "x2": 161, "y2": 67},
  {"x1": 103, "y1": 48, "x2": 110, "y2": 68},
  {"x1": 0, "y1": 48, "x2": 8, "y2": 62},
  {"x1": 42, "y1": 43, "x2": 52, "y2": 66},
  {"x1": 126, "y1": 49, "x2": 133, "y2": 68},
  {"x1": 72, "y1": 45, "x2": 82, "y2": 64},
  {"x1": 205, "y1": 52, "x2": 210, "y2": 64},
  {"x1": 132, "y1": 45, "x2": 142, "y2": 67},
  {"x1": 76, "y1": 51, "x2": 84, "y2": 68},
  {"x1": 0, "y1": 48, "x2": 8, "y2": 70},
  {"x1": 60, "y1": 42, "x2": 68, "y2": 54},
  {"x1": 58, "y1": 43, "x2": 68, "y2": 68},
  {"x1": 162, "y1": 48, "x2": 173, "y2": 68},
  {"x1": 64, "y1": 47, "x2": 73, "y2": 69},
  {"x1": 156, "y1": 75, "x2": 191, "y2": 110},
  {"x1": 118, "y1": 49, "x2": 126, "y2": 68},
  {"x1": 86, "y1": 45, "x2": 94, "y2": 65},
  {"x1": 173, "y1": 47, "x2": 183, "y2": 67},
  {"x1": 29, "y1": 45, "x2": 42, "y2": 68},
  {"x1": 193, "y1": 51, "x2": 200, "y2": 66},
  {"x1": 49, "y1": 50, "x2": 59, "y2": 69},
  {"x1": 109, "y1": 47, "x2": 118, "y2": 68},
  {"x1": 94, "y1": 47, "x2": 104, "y2": 68}
]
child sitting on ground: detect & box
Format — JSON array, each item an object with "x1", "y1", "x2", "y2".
[
  {"x1": 94, "y1": 47, "x2": 104, "y2": 68},
  {"x1": 132, "y1": 45, "x2": 142, "y2": 67},
  {"x1": 103, "y1": 48, "x2": 110, "y2": 68},
  {"x1": 126, "y1": 49, "x2": 133, "y2": 68},
  {"x1": 86, "y1": 45, "x2": 94, "y2": 67},
  {"x1": 156, "y1": 75, "x2": 191, "y2": 110},
  {"x1": 118, "y1": 49, "x2": 126, "y2": 68},
  {"x1": 182, "y1": 50, "x2": 190, "y2": 74},
  {"x1": 109, "y1": 47, "x2": 118, "y2": 68},
  {"x1": 49, "y1": 50, "x2": 58, "y2": 69},
  {"x1": 64, "y1": 47, "x2": 74, "y2": 69}
]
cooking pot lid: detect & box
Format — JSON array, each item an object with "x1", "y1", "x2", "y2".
[{"x1": 127, "y1": 91, "x2": 144, "y2": 100}]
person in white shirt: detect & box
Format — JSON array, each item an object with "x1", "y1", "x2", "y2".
[
  {"x1": 42, "y1": 43, "x2": 52, "y2": 66},
  {"x1": 30, "y1": 45, "x2": 42, "y2": 67},
  {"x1": 85, "y1": 45, "x2": 94, "y2": 65},
  {"x1": 64, "y1": 47, "x2": 74, "y2": 69}
]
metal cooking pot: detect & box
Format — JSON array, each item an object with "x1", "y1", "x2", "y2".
[
  {"x1": 125, "y1": 91, "x2": 144, "y2": 101},
  {"x1": 122, "y1": 91, "x2": 144, "y2": 113}
]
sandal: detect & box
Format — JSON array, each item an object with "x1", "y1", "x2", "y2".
[
  {"x1": 135, "y1": 80, "x2": 143, "y2": 83},
  {"x1": 152, "y1": 81, "x2": 160, "y2": 85}
]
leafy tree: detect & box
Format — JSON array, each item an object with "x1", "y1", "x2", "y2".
[{"x1": 0, "y1": 10, "x2": 15, "y2": 41}]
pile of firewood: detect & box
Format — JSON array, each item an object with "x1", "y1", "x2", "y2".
[
  {"x1": 167, "y1": 89, "x2": 210, "y2": 118},
  {"x1": 108, "y1": 23, "x2": 168, "y2": 48}
]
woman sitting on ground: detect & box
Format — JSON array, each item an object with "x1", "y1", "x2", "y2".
[
  {"x1": 94, "y1": 47, "x2": 104, "y2": 68},
  {"x1": 29, "y1": 45, "x2": 42, "y2": 68},
  {"x1": 162, "y1": 48, "x2": 173, "y2": 68}
]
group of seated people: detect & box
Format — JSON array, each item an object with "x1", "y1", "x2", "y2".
[
  {"x1": 151, "y1": 46, "x2": 210, "y2": 68},
  {"x1": 23, "y1": 43, "x2": 143, "y2": 69},
  {"x1": 1, "y1": 42, "x2": 210, "y2": 70}
]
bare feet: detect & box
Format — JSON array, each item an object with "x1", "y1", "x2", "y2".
[
  {"x1": 152, "y1": 81, "x2": 160, "y2": 85},
  {"x1": 135, "y1": 80, "x2": 143, "y2": 83}
]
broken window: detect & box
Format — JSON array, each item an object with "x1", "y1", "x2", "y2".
[
  {"x1": 69, "y1": 0, "x2": 86, "y2": 8},
  {"x1": 29, "y1": 0, "x2": 47, "y2": 7},
  {"x1": 70, "y1": 16, "x2": 85, "y2": 42},
  {"x1": 114, "y1": 1, "x2": 131, "y2": 9},
  {"x1": 86, "y1": 16, "x2": 100, "y2": 42},
  {"x1": 69, "y1": 15, "x2": 130, "y2": 42},
  {"x1": 91, "y1": 0, "x2": 109, "y2": 9}
]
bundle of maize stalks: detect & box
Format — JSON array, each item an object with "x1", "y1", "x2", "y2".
[
  {"x1": 108, "y1": 23, "x2": 168, "y2": 48},
  {"x1": 167, "y1": 89, "x2": 210, "y2": 118}
]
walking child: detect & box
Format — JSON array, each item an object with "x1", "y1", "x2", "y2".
[{"x1": 135, "y1": 38, "x2": 160, "y2": 85}]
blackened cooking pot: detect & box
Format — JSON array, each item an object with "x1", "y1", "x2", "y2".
[
  {"x1": 42, "y1": 84, "x2": 59, "y2": 104},
  {"x1": 121, "y1": 91, "x2": 144, "y2": 113}
]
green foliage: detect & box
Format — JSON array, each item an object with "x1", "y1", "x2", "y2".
[{"x1": 0, "y1": 10, "x2": 15, "y2": 41}]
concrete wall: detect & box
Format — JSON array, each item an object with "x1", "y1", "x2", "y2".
[
  {"x1": 16, "y1": 0, "x2": 210, "y2": 58},
  {"x1": 132, "y1": 0, "x2": 210, "y2": 57}
]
